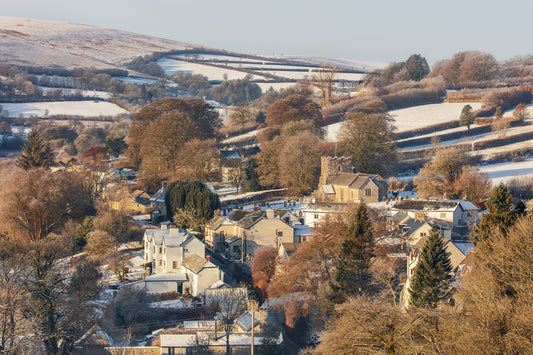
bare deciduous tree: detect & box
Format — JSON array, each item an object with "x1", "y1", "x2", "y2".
[{"x1": 308, "y1": 64, "x2": 337, "y2": 106}]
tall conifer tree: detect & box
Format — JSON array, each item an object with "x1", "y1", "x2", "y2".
[
  {"x1": 471, "y1": 183, "x2": 515, "y2": 245},
  {"x1": 331, "y1": 203, "x2": 375, "y2": 302},
  {"x1": 409, "y1": 223, "x2": 452, "y2": 308},
  {"x1": 16, "y1": 129, "x2": 54, "y2": 170}
]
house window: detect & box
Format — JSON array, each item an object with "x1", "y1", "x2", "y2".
[
  {"x1": 365, "y1": 188, "x2": 372, "y2": 197},
  {"x1": 158, "y1": 260, "x2": 162, "y2": 266},
  {"x1": 172, "y1": 261, "x2": 178, "y2": 269},
  {"x1": 277, "y1": 231, "x2": 283, "y2": 237},
  {"x1": 420, "y1": 232, "x2": 427, "y2": 237},
  {"x1": 314, "y1": 213, "x2": 319, "y2": 220},
  {"x1": 159, "y1": 247, "x2": 162, "y2": 254},
  {"x1": 294, "y1": 236, "x2": 301, "y2": 243},
  {"x1": 153, "y1": 246, "x2": 155, "y2": 253}
]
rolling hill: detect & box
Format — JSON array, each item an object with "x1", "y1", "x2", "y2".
[{"x1": 0, "y1": 17, "x2": 385, "y2": 74}]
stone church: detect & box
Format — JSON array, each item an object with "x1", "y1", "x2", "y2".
[{"x1": 317, "y1": 156, "x2": 388, "y2": 203}]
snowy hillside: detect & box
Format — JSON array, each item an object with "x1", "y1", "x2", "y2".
[
  {"x1": 0, "y1": 17, "x2": 203, "y2": 69},
  {"x1": 0, "y1": 17, "x2": 384, "y2": 78}
]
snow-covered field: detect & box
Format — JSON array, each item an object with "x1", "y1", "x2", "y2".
[
  {"x1": 161, "y1": 57, "x2": 365, "y2": 83},
  {"x1": 221, "y1": 128, "x2": 265, "y2": 144},
  {"x1": 400, "y1": 124, "x2": 533, "y2": 151},
  {"x1": 38, "y1": 87, "x2": 111, "y2": 99},
  {"x1": 2, "y1": 101, "x2": 129, "y2": 117},
  {"x1": 476, "y1": 139, "x2": 533, "y2": 159},
  {"x1": 324, "y1": 102, "x2": 485, "y2": 142},
  {"x1": 255, "y1": 82, "x2": 297, "y2": 92},
  {"x1": 479, "y1": 159, "x2": 533, "y2": 185},
  {"x1": 172, "y1": 54, "x2": 265, "y2": 64},
  {"x1": 266, "y1": 55, "x2": 387, "y2": 72},
  {"x1": 254, "y1": 70, "x2": 365, "y2": 81},
  {"x1": 157, "y1": 58, "x2": 266, "y2": 81},
  {"x1": 119, "y1": 76, "x2": 158, "y2": 86},
  {"x1": 389, "y1": 102, "x2": 484, "y2": 132}
]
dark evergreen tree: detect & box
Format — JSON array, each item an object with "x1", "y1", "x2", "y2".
[
  {"x1": 459, "y1": 104, "x2": 475, "y2": 133},
  {"x1": 404, "y1": 54, "x2": 430, "y2": 81},
  {"x1": 330, "y1": 203, "x2": 375, "y2": 302},
  {"x1": 409, "y1": 223, "x2": 452, "y2": 308},
  {"x1": 104, "y1": 136, "x2": 127, "y2": 156},
  {"x1": 242, "y1": 160, "x2": 262, "y2": 193},
  {"x1": 165, "y1": 180, "x2": 220, "y2": 227},
  {"x1": 471, "y1": 183, "x2": 516, "y2": 245},
  {"x1": 16, "y1": 129, "x2": 54, "y2": 170}
]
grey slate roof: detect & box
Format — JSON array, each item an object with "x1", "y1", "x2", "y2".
[
  {"x1": 206, "y1": 215, "x2": 226, "y2": 230},
  {"x1": 144, "y1": 228, "x2": 197, "y2": 247},
  {"x1": 304, "y1": 202, "x2": 351, "y2": 213},
  {"x1": 182, "y1": 254, "x2": 215, "y2": 274},
  {"x1": 150, "y1": 185, "x2": 166, "y2": 202},
  {"x1": 227, "y1": 209, "x2": 253, "y2": 222},
  {"x1": 330, "y1": 173, "x2": 358, "y2": 186},
  {"x1": 393, "y1": 200, "x2": 460, "y2": 212},
  {"x1": 236, "y1": 210, "x2": 265, "y2": 229},
  {"x1": 235, "y1": 311, "x2": 260, "y2": 332}
]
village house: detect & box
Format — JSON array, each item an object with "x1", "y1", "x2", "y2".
[
  {"x1": 110, "y1": 189, "x2": 152, "y2": 214},
  {"x1": 106, "y1": 165, "x2": 136, "y2": 181},
  {"x1": 150, "y1": 181, "x2": 167, "y2": 221},
  {"x1": 392, "y1": 199, "x2": 479, "y2": 231},
  {"x1": 389, "y1": 213, "x2": 452, "y2": 247},
  {"x1": 134, "y1": 225, "x2": 225, "y2": 295},
  {"x1": 181, "y1": 254, "x2": 224, "y2": 296},
  {"x1": 143, "y1": 224, "x2": 206, "y2": 273},
  {"x1": 317, "y1": 156, "x2": 388, "y2": 203},
  {"x1": 302, "y1": 201, "x2": 352, "y2": 228},
  {"x1": 205, "y1": 208, "x2": 313, "y2": 260}
]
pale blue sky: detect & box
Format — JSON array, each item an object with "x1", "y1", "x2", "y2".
[{"x1": 3, "y1": 0, "x2": 533, "y2": 66}]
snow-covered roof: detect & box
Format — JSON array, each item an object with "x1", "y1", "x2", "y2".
[
  {"x1": 235, "y1": 311, "x2": 260, "y2": 332},
  {"x1": 449, "y1": 199, "x2": 479, "y2": 211},
  {"x1": 225, "y1": 236, "x2": 241, "y2": 244},
  {"x1": 143, "y1": 273, "x2": 187, "y2": 282},
  {"x1": 183, "y1": 320, "x2": 216, "y2": 329},
  {"x1": 74, "y1": 325, "x2": 114, "y2": 347},
  {"x1": 144, "y1": 227, "x2": 199, "y2": 247},
  {"x1": 293, "y1": 225, "x2": 318, "y2": 237},
  {"x1": 220, "y1": 149, "x2": 240, "y2": 159},
  {"x1": 322, "y1": 184, "x2": 335, "y2": 194}
]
